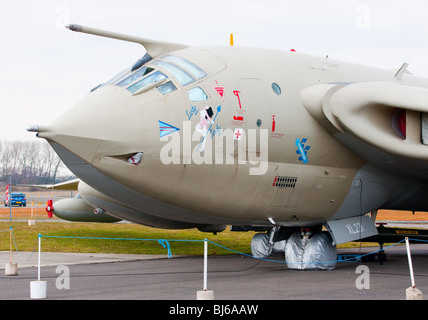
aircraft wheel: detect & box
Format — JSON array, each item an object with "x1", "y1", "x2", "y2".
[
  {"x1": 251, "y1": 233, "x2": 274, "y2": 258},
  {"x1": 285, "y1": 231, "x2": 337, "y2": 270}
]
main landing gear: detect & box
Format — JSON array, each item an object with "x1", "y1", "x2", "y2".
[{"x1": 251, "y1": 226, "x2": 337, "y2": 270}]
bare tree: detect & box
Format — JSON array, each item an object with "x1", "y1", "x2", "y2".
[
  {"x1": 0, "y1": 141, "x2": 15, "y2": 182},
  {"x1": 0, "y1": 139, "x2": 74, "y2": 184},
  {"x1": 40, "y1": 142, "x2": 64, "y2": 182}
]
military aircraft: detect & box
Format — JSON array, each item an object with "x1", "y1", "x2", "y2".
[{"x1": 27, "y1": 24, "x2": 428, "y2": 269}]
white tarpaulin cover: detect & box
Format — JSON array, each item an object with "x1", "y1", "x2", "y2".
[
  {"x1": 251, "y1": 233, "x2": 273, "y2": 258},
  {"x1": 285, "y1": 232, "x2": 337, "y2": 270},
  {"x1": 251, "y1": 233, "x2": 287, "y2": 259}
]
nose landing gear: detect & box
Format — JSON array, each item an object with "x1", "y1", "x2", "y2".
[{"x1": 251, "y1": 226, "x2": 337, "y2": 270}]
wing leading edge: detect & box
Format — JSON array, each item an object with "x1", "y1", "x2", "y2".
[
  {"x1": 33, "y1": 178, "x2": 80, "y2": 191},
  {"x1": 301, "y1": 81, "x2": 428, "y2": 180}
]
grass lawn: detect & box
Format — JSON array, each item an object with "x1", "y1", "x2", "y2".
[
  {"x1": 1, "y1": 205, "x2": 411, "y2": 257},
  {"x1": 0, "y1": 220, "x2": 257, "y2": 256}
]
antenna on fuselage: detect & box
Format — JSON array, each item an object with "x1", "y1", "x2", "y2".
[{"x1": 395, "y1": 62, "x2": 410, "y2": 79}]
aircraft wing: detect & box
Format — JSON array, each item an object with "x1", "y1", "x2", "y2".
[
  {"x1": 301, "y1": 81, "x2": 428, "y2": 180},
  {"x1": 31, "y1": 178, "x2": 80, "y2": 191}
]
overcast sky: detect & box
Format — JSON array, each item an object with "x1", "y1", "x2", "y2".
[{"x1": 2, "y1": 0, "x2": 428, "y2": 141}]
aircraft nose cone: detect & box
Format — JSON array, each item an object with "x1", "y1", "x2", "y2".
[
  {"x1": 26, "y1": 125, "x2": 39, "y2": 133},
  {"x1": 27, "y1": 124, "x2": 59, "y2": 136},
  {"x1": 34, "y1": 86, "x2": 148, "y2": 164}
]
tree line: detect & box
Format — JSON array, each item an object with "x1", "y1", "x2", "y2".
[{"x1": 0, "y1": 140, "x2": 75, "y2": 186}]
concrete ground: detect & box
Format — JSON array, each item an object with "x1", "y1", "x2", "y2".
[{"x1": 1, "y1": 243, "x2": 428, "y2": 301}]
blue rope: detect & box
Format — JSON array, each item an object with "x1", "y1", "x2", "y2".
[
  {"x1": 36, "y1": 234, "x2": 427, "y2": 266},
  {"x1": 39, "y1": 234, "x2": 196, "y2": 259},
  {"x1": 158, "y1": 239, "x2": 172, "y2": 258},
  {"x1": 206, "y1": 239, "x2": 288, "y2": 264},
  {"x1": 40, "y1": 235, "x2": 168, "y2": 242},
  {"x1": 408, "y1": 238, "x2": 428, "y2": 243},
  {"x1": 207, "y1": 239, "x2": 409, "y2": 265}
]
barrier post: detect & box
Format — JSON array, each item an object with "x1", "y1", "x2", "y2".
[
  {"x1": 28, "y1": 201, "x2": 36, "y2": 226},
  {"x1": 10, "y1": 227, "x2": 12, "y2": 264},
  {"x1": 405, "y1": 237, "x2": 424, "y2": 300},
  {"x1": 405, "y1": 237, "x2": 415, "y2": 288},
  {"x1": 203, "y1": 239, "x2": 208, "y2": 291},
  {"x1": 5, "y1": 227, "x2": 18, "y2": 276},
  {"x1": 37, "y1": 234, "x2": 41, "y2": 281},
  {"x1": 30, "y1": 234, "x2": 47, "y2": 299},
  {"x1": 197, "y1": 239, "x2": 214, "y2": 300}
]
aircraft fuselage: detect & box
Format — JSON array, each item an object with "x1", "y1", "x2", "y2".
[{"x1": 36, "y1": 45, "x2": 428, "y2": 232}]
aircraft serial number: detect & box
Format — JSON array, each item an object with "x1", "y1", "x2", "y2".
[{"x1": 346, "y1": 222, "x2": 365, "y2": 235}]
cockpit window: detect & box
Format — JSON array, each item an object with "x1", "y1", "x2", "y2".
[
  {"x1": 157, "y1": 81, "x2": 177, "y2": 95},
  {"x1": 117, "y1": 66, "x2": 154, "y2": 88},
  {"x1": 188, "y1": 87, "x2": 208, "y2": 102},
  {"x1": 92, "y1": 54, "x2": 155, "y2": 92},
  {"x1": 131, "y1": 54, "x2": 152, "y2": 72},
  {"x1": 127, "y1": 71, "x2": 167, "y2": 94},
  {"x1": 99, "y1": 67, "x2": 131, "y2": 89},
  {"x1": 101, "y1": 53, "x2": 206, "y2": 96},
  {"x1": 160, "y1": 55, "x2": 207, "y2": 80},
  {"x1": 152, "y1": 60, "x2": 195, "y2": 86}
]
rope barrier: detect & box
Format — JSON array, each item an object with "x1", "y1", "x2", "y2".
[
  {"x1": 3, "y1": 227, "x2": 428, "y2": 267},
  {"x1": 158, "y1": 239, "x2": 172, "y2": 258},
  {"x1": 208, "y1": 238, "x2": 411, "y2": 266},
  {"x1": 40, "y1": 234, "x2": 176, "y2": 259},
  {"x1": 33, "y1": 233, "x2": 424, "y2": 266},
  {"x1": 4, "y1": 227, "x2": 39, "y2": 262},
  {"x1": 4, "y1": 230, "x2": 428, "y2": 300},
  {"x1": 408, "y1": 237, "x2": 428, "y2": 243},
  {"x1": 4, "y1": 222, "x2": 427, "y2": 300},
  {"x1": 11, "y1": 230, "x2": 39, "y2": 262}
]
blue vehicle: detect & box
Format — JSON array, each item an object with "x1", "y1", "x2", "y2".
[{"x1": 4, "y1": 192, "x2": 26, "y2": 207}]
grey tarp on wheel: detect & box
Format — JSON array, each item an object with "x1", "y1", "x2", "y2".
[
  {"x1": 251, "y1": 233, "x2": 274, "y2": 258},
  {"x1": 285, "y1": 232, "x2": 337, "y2": 270}
]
